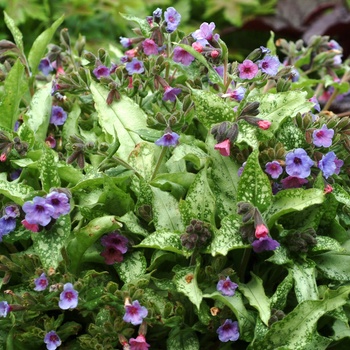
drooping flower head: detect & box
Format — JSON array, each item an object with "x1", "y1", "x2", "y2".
[
  {"x1": 129, "y1": 334, "x2": 150, "y2": 350},
  {"x1": 214, "y1": 139, "x2": 231, "y2": 156},
  {"x1": 258, "y1": 55, "x2": 280, "y2": 76},
  {"x1": 257, "y1": 120, "x2": 271, "y2": 130},
  {"x1": 216, "y1": 319, "x2": 240, "y2": 342},
  {"x1": 222, "y1": 87, "x2": 246, "y2": 102},
  {"x1": 251, "y1": 236, "x2": 280, "y2": 253},
  {"x1": 125, "y1": 58, "x2": 145, "y2": 75},
  {"x1": 318, "y1": 152, "x2": 343, "y2": 178},
  {"x1": 45, "y1": 191, "x2": 70, "y2": 219},
  {"x1": 163, "y1": 86, "x2": 182, "y2": 102},
  {"x1": 101, "y1": 232, "x2": 129, "y2": 254},
  {"x1": 142, "y1": 39, "x2": 158, "y2": 56},
  {"x1": 22, "y1": 196, "x2": 55, "y2": 226},
  {"x1": 192, "y1": 22, "x2": 216, "y2": 46},
  {"x1": 265, "y1": 160, "x2": 283, "y2": 179},
  {"x1": 44, "y1": 331, "x2": 62, "y2": 350},
  {"x1": 0, "y1": 301, "x2": 10, "y2": 317},
  {"x1": 312, "y1": 124, "x2": 334, "y2": 147},
  {"x1": 58, "y1": 283, "x2": 78, "y2": 310},
  {"x1": 155, "y1": 131, "x2": 180, "y2": 147},
  {"x1": 285, "y1": 148, "x2": 314, "y2": 178},
  {"x1": 21, "y1": 219, "x2": 40, "y2": 232},
  {"x1": 50, "y1": 106, "x2": 68, "y2": 126},
  {"x1": 173, "y1": 46, "x2": 195, "y2": 66},
  {"x1": 123, "y1": 300, "x2": 148, "y2": 325},
  {"x1": 217, "y1": 277, "x2": 238, "y2": 297},
  {"x1": 93, "y1": 65, "x2": 110, "y2": 79},
  {"x1": 34, "y1": 273, "x2": 49, "y2": 291},
  {"x1": 309, "y1": 96, "x2": 321, "y2": 112},
  {"x1": 281, "y1": 176, "x2": 308, "y2": 189},
  {"x1": 38, "y1": 58, "x2": 53, "y2": 76},
  {"x1": 120, "y1": 37, "x2": 132, "y2": 48},
  {"x1": 164, "y1": 7, "x2": 181, "y2": 33},
  {"x1": 238, "y1": 60, "x2": 259, "y2": 80},
  {"x1": 255, "y1": 224, "x2": 268, "y2": 239}
]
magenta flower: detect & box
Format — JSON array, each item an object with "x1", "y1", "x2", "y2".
[
  {"x1": 255, "y1": 224, "x2": 268, "y2": 239},
  {"x1": 216, "y1": 319, "x2": 240, "y2": 342},
  {"x1": 217, "y1": 277, "x2": 238, "y2": 297},
  {"x1": 257, "y1": 120, "x2": 271, "y2": 130},
  {"x1": 164, "y1": 7, "x2": 181, "y2": 32},
  {"x1": 251, "y1": 236, "x2": 280, "y2": 253},
  {"x1": 312, "y1": 124, "x2": 334, "y2": 147},
  {"x1": 163, "y1": 86, "x2": 182, "y2": 102},
  {"x1": 142, "y1": 39, "x2": 158, "y2": 55},
  {"x1": 258, "y1": 55, "x2": 280, "y2": 76},
  {"x1": 318, "y1": 152, "x2": 343, "y2": 179},
  {"x1": 93, "y1": 65, "x2": 110, "y2": 79},
  {"x1": 50, "y1": 106, "x2": 68, "y2": 126},
  {"x1": 22, "y1": 196, "x2": 55, "y2": 226},
  {"x1": 129, "y1": 335, "x2": 150, "y2": 350},
  {"x1": 38, "y1": 58, "x2": 53, "y2": 76},
  {"x1": 34, "y1": 273, "x2": 49, "y2": 291},
  {"x1": 58, "y1": 283, "x2": 78, "y2": 310},
  {"x1": 238, "y1": 60, "x2": 259, "y2": 79},
  {"x1": 285, "y1": 148, "x2": 314, "y2": 178},
  {"x1": 45, "y1": 191, "x2": 70, "y2": 219},
  {"x1": 123, "y1": 300, "x2": 148, "y2": 325},
  {"x1": 214, "y1": 139, "x2": 231, "y2": 156},
  {"x1": 281, "y1": 176, "x2": 308, "y2": 189},
  {"x1": 155, "y1": 132, "x2": 180, "y2": 147},
  {"x1": 21, "y1": 219, "x2": 40, "y2": 232},
  {"x1": 265, "y1": 160, "x2": 283, "y2": 179},
  {"x1": 126, "y1": 58, "x2": 145, "y2": 75},
  {"x1": 44, "y1": 331, "x2": 61, "y2": 350},
  {"x1": 0, "y1": 301, "x2": 10, "y2": 317},
  {"x1": 173, "y1": 46, "x2": 195, "y2": 66},
  {"x1": 192, "y1": 22, "x2": 216, "y2": 45},
  {"x1": 101, "y1": 246, "x2": 124, "y2": 264}
]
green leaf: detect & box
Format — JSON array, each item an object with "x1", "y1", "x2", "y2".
[
  {"x1": 117, "y1": 211, "x2": 149, "y2": 237},
  {"x1": 172, "y1": 261, "x2": 202, "y2": 310},
  {"x1": 236, "y1": 120, "x2": 259, "y2": 149},
  {"x1": 32, "y1": 215, "x2": 71, "y2": 269},
  {"x1": 39, "y1": 146, "x2": 61, "y2": 192},
  {"x1": 313, "y1": 252, "x2": 350, "y2": 281},
  {"x1": 311, "y1": 235, "x2": 343, "y2": 253},
  {"x1": 167, "y1": 327, "x2": 200, "y2": 350},
  {"x1": 265, "y1": 188, "x2": 324, "y2": 227},
  {"x1": 276, "y1": 118, "x2": 306, "y2": 150},
  {"x1": 251, "y1": 286, "x2": 350, "y2": 350},
  {"x1": 210, "y1": 214, "x2": 247, "y2": 256},
  {"x1": 23, "y1": 82, "x2": 52, "y2": 142},
  {"x1": 239, "y1": 273, "x2": 271, "y2": 326},
  {"x1": 62, "y1": 102, "x2": 81, "y2": 143},
  {"x1": 332, "y1": 184, "x2": 350, "y2": 207},
  {"x1": 0, "y1": 179, "x2": 33, "y2": 205},
  {"x1": 28, "y1": 15, "x2": 64, "y2": 76},
  {"x1": 4, "y1": 11, "x2": 24, "y2": 52},
  {"x1": 114, "y1": 251, "x2": 146, "y2": 284},
  {"x1": 237, "y1": 149, "x2": 272, "y2": 212},
  {"x1": 290, "y1": 260, "x2": 318, "y2": 303},
  {"x1": 90, "y1": 81, "x2": 148, "y2": 160},
  {"x1": 0, "y1": 59, "x2": 27, "y2": 131},
  {"x1": 119, "y1": 13, "x2": 151, "y2": 37},
  {"x1": 270, "y1": 270, "x2": 293, "y2": 310},
  {"x1": 151, "y1": 186, "x2": 185, "y2": 232}
]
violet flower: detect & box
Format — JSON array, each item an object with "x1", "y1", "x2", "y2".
[
  {"x1": 129, "y1": 335, "x2": 150, "y2": 350},
  {"x1": 164, "y1": 7, "x2": 181, "y2": 32},
  {"x1": 0, "y1": 216, "x2": 16, "y2": 240},
  {"x1": 38, "y1": 58, "x2": 53, "y2": 76},
  {"x1": 281, "y1": 176, "x2": 308, "y2": 189},
  {"x1": 285, "y1": 148, "x2": 314, "y2": 178},
  {"x1": 309, "y1": 96, "x2": 321, "y2": 112},
  {"x1": 217, "y1": 277, "x2": 238, "y2": 297},
  {"x1": 125, "y1": 58, "x2": 145, "y2": 75},
  {"x1": 173, "y1": 46, "x2": 195, "y2": 66},
  {"x1": 120, "y1": 37, "x2": 132, "y2": 48},
  {"x1": 101, "y1": 233, "x2": 129, "y2": 254},
  {"x1": 318, "y1": 151, "x2": 343, "y2": 178},
  {"x1": 123, "y1": 300, "x2": 148, "y2": 325},
  {"x1": 251, "y1": 236, "x2": 280, "y2": 253},
  {"x1": 58, "y1": 283, "x2": 78, "y2": 310},
  {"x1": 44, "y1": 331, "x2": 61, "y2": 350},
  {"x1": 163, "y1": 86, "x2": 182, "y2": 102},
  {"x1": 222, "y1": 87, "x2": 246, "y2": 102},
  {"x1": 0, "y1": 301, "x2": 10, "y2": 317},
  {"x1": 142, "y1": 39, "x2": 158, "y2": 55},
  {"x1": 34, "y1": 273, "x2": 49, "y2": 292},
  {"x1": 45, "y1": 191, "x2": 71, "y2": 219},
  {"x1": 50, "y1": 106, "x2": 68, "y2": 126},
  {"x1": 258, "y1": 55, "x2": 280, "y2": 76},
  {"x1": 238, "y1": 60, "x2": 259, "y2": 79},
  {"x1": 155, "y1": 132, "x2": 180, "y2": 147},
  {"x1": 216, "y1": 319, "x2": 240, "y2": 342},
  {"x1": 312, "y1": 124, "x2": 334, "y2": 147},
  {"x1": 265, "y1": 160, "x2": 283, "y2": 179},
  {"x1": 93, "y1": 65, "x2": 110, "y2": 79},
  {"x1": 101, "y1": 246, "x2": 124, "y2": 264},
  {"x1": 22, "y1": 196, "x2": 55, "y2": 226}
]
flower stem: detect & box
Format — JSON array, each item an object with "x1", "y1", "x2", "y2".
[
  {"x1": 238, "y1": 248, "x2": 251, "y2": 282},
  {"x1": 150, "y1": 146, "x2": 167, "y2": 181}
]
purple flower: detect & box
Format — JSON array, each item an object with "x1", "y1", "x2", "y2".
[
  {"x1": 50, "y1": 106, "x2": 68, "y2": 126},
  {"x1": 44, "y1": 331, "x2": 61, "y2": 350},
  {"x1": 101, "y1": 246, "x2": 124, "y2": 264},
  {"x1": 129, "y1": 335, "x2": 150, "y2": 350},
  {"x1": 312, "y1": 124, "x2": 334, "y2": 147},
  {"x1": 123, "y1": 300, "x2": 148, "y2": 325},
  {"x1": 0, "y1": 216, "x2": 16, "y2": 238},
  {"x1": 265, "y1": 160, "x2": 283, "y2": 179},
  {"x1": 164, "y1": 7, "x2": 181, "y2": 32},
  {"x1": 281, "y1": 176, "x2": 308, "y2": 189},
  {"x1": 34, "y1": 273, "x2": 49, "y2": 291},
  {"x1": 101, "y1": 233, "x2": 129, "y2": 253},
  {"x1": 251, "y1": 236, "x2": 280, "y2": 253},
  {"x1": 163, "y1": 86, "x2": 182, "y2": 102},
  {"x1": 120, "y1": 37, "x2": 132, "y2": 48},
  {"x1": 173, "y1": 46, "x2": 195, "y2": 66},
  {"x1": 153, "y1": 8, "x2": 162, "y2": 20},
  {"x1": 142, "y1": 39, "x2": 158, "y2": 55},
  {"x1": 222, "y1": 86, "x2": 246, "y2": 102},
  {"x1": 318, "y1": 152, "x2": 343, "y2": 179},
  {"x1": 125, "y1": 58, "x2": 145, "y2": 75},
  {"x1": 22, "y1": 196, "x2": 55, "y2": 226},
  {"x1": 45, "y1": 135, "x2": 57, "y2": 148},
  {"x1": 328, "y1": 40, "x2": 342, "y2": 50},
  {"x1": 258, "y1": 55, "x2": 280, "y2": 76},
  {"x1": 309, "y1": 96, "x2": 321, "y2": 112},
  {"x1": 45, "y1": 191, "x2": 70, "y2": 219},
  {"x1": 0, "y1": 301, "x2": 10, "y2": 317},
  {"x1": 237, "y1": 162, "x2": 246, "y2": 177},
  {"x1": 93, "y1": 65, "x2": 110, "y2": 79},
  {"x1": 285, "y1": 148, "x2": 314, "y2": 178},
  {"x1": 4, "y1": 204, "x2": 20, "y2": 218},
  {"x1": 238, "y1": 60, "x2": 259, "y2": 80},
  {"x1": 217, "y1": 277, "x2": 238, "y2": 297},
  {"x1": 38, "y1": 58, "x2": 53, "y2": 76},
  {"x1": 58, "y1": 283, "x2": 78, "y2": 310},
  {"x1": 214, "y1": 65, "x2": 224, "y2": 77},
  {"x1": 216, "y1": 319, "x2": 240, "y2": 342},
  {"x1": 155, "y1": 132, "x2": 180, "y2": 147},
  {"x1": 192, "y1": 22, "x2": 216, "y2": 46}
]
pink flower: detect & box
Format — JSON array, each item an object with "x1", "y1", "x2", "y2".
[
  {"x1": 214, "y1": 139, "x2": 230, "y2": 156},
  {"x1": 129, "y1": 335, "x2": 150, "y2": 350},
  {"x1": 142, "y1": 39, "x2": 158, "y2": 55},
  {"x1": 21, "y1": 219, "x2": 40, "y2": 232},
  {"x1": 192, "y1": 42, "x2": 203, "y2": 53},
  {"x1": 257, "y1": 120, "x2": 271, "y2": 130},
  {"x1": 238, "y1": 60, "x2": 259, "y2": 79},
  {"x1": 255, "y1": 224, "x2": 268, "y2": 239}
]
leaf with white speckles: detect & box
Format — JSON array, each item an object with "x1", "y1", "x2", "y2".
[
  {"x1": 114, "y1": 251, "x2": 147, "y2": 284},
  {"x1": 167, "y1": 327, "x2": 200, "y2": 350},
  {"x1": 313, "y1": 251, "x2": 350, "y2": 281},
  {"x1": 270, "y1": 270, "x2": 293, "y2": 310},
  {"x1": 237, "y1": 149, "x2": 272, "y2": 213},
  {"x1": 0, "y1": 179, "x2": 34, "y2": 206},
  {"x1": 39, "y1": 146, "x2": 61, "y2": 192}
]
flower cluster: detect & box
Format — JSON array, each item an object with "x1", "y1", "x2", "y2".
[
  {"x1": 100, "y1": 232, "x2": 129, "y2": 264},
  {"x1": 180, "y1": 219, "x2": 212, "y2": 250}
]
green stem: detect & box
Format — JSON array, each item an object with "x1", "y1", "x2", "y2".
[
  {"x1": 238, "y1": 248, "x2": 251, "y2": 282},
  {"x1": 150, "y1": 146, "x2": 167, "y2": 181}
]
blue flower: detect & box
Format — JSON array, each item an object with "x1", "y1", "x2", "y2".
[
  {"x1": 285, "y1": 148, "x2": 314, "y2": 178},
  {"x1": 318, "y1": 152, "x2": 343, "y2": 178},
  {"x1": 216, "y1": 319, "x2": 240, "y2": 342},
  {"x1": 164, "y1": 7, "x2": 181, "y2": 33},
  {"x1": 45, "y1": 191, "x2": 71, "y2": 219},
  {"x1": 38, "y1": 58, "x2": 53, "y2": 76},
  {"x1": 125, "y1": 58, "x2": 145, "y2": 75},
  {"x1": 0, "y1": 301, "x2": 10, "y2": 317},
  {"x1": 22, "y1": 196, "x2": 55, "y2": 227},
  {"x1": 163, "y1": 86, "x2": 182, "y2": 102},
  {"x1": 251, "y1": 236, "x2": 280, "y2": 253},
  {"x1": 44, "y1": 331, "x2": 61, "y2": 350},
  {"x1": 50, "y1": 106, "x2": 68, "y2": 126},
  {"x1": 58, "y1": 283, "x2": 78, "y2": 310},
  {"x1": 217, "y1": 277, "x2": 238, "y2": 297},
  {"x1": 155, "y1": 132, "x2": 180, "y2": 147},
  {"x1": 34, "y1": 273, "x2": 49, "y2": 291},
  {"x1": 258, "y1": 55, "x2": 280, "y2": 76}
]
